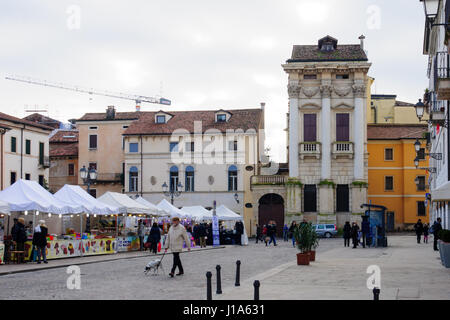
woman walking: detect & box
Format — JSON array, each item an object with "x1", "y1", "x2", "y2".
[
  {"x1": 423, "y1": 223, "x2": 429, "y2": 244},
  {"x1": 343, "y1": 221, "x2": 351, "y2": 247},
  {"x1": 32, "y1": 220, "x2": 48, "y2": 264},
  {"x1": 351, "y1": 222, "x2": 360, "y2": 249},
  {"x1": 289, "y1": 221, "x2": 297, "y2": 248},
  {"x1": 147, "y1": 222, "x2": 161, "y2": 254},
  {"x1": 164, "y1": 217, "x2": 191, "y2": 277}
]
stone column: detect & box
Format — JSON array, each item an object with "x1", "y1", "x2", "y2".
[
  {"x1": 352, "y1": 83, "x2": 366, "y2": 180},
  {"x1": 320, "y1": 83, "x2": 332, "y2": 179},
  {"x1": 288, "y1": 83, "x2": 301, "y2": 178}
]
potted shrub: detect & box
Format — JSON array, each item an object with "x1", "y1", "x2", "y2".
[
  {"x1": 293, "y1": 223, "x2": 312, "y2": 265},
  {"x1": 437, "y1": 229, "x2": 450, "y2": 268},
  {"x1": 308, "y1": 227, "x2": 319, "y2": 261}
]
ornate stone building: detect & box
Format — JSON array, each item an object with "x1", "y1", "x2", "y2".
[{"x1": 280, "y1": 35, "x2": 372, "y2": 226}]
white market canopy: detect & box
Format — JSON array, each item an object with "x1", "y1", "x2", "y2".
[
  {"x1": 181, "y1": 206, "x2": 213, "y2": 221},
  {"x1": 0, "y1": 200, "x2": 10, "y2": 214},
  {"x1": 97, "y1": 192, "x2": 156, "y2": 215},
  {"x1": 0, "y1": 179, "x2": 83, "y2": 214},
  {"x1": 134, "y1": 196, "x2": 168, "y2": 216},
  {"x1": 156, "y1": 199, "x2": 193, "y2": 219},
  {"x1": 211, "y1": 205, "x2": 243, "y2": 221},
  {"x1": 432, "y1": 181, "x2": 450, "y2": 201},
  {"x1": 54, "y1": 185, "x2": 120, "y2": 215}
]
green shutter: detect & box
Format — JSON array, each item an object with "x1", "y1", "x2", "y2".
[
  {"x1": 26, "y1": 140, "x2": 31, "y2": 155},
  {"x1": 11, "y1": 137, "x2": 16, "y2": 153},
  {"x1": 39, "y1": 142, "x2": 44, "y2": 165}
]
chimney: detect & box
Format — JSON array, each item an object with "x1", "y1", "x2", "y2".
[
  {"x1": 359, "y1": 35, "x2": 366, "y2": 50},
  {"x1": 106, "y1": 106, "x2": 116, "y2": 120},
  {"x1": 136, "y1": 104, "x2": 141, "y2": 112}
]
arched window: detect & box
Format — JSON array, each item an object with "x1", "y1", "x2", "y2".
[
  {"x1": 185, "y1": 166, "x2": 195, "y2": 192},
  {"x1": 228, "y1": 165, "x2": 238, "y2": 191},
  {"x1": 129, "y1": 166, "x2": 138, "y2": 192},
  {"x1": 170, "y1": 166, "x2": 179, "y2": 192}
]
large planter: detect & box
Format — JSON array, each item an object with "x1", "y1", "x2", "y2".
[
  {"x1": 439, "y1": 241, "x2": 450, "y2": 268},
  {"x1": 309, "y1": 250, "x2": 316, "y2": 262},
  {"x1": 297, "y1": 252, "x2": 310, "y2": 265}
]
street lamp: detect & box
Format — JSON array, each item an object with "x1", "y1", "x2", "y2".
[
  {"x1": 421, "y1": 0, "x2": 441, "y2": 20},
  {"x1": 80, "y1": 165, "x2": 97, "y2": 195},
  {"x1": 414, "y1": 138, "x2": 443, "y2": 160},
  {"x1": 234, "y1": 193, "x2": 239, "y2": 203},
  {"x1": 415, "y1": 99, "x2": 426, "y2": 121},
  {"x1": 162, "y1": 181, "x2": 182, "y2": 205}
]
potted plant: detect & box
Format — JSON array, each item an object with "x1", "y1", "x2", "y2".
[
  {"x1": 293, "y1": 222, "x2": 312, "y2": 265},
  {"x1": 437, "y1": 229, "x2": 450, "y2": 268},
  {"x1": 308, "y1": 227, "x2": 319, "y2": 261}
]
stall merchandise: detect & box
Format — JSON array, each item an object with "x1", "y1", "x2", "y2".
[
  {"x1": 0, "y1": 242, "x2": 4, "y2": 264},
  {"x1": 116, "y1": 236, "x2": 140, "y2": 252}
]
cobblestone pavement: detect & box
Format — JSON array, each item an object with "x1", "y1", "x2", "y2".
[{"x1": 0, "y1": 238, "x2": 339, "y2": 300}]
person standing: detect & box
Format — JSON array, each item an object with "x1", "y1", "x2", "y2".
[
  {"x1": 32, "y1": 220, "x2": 48, "y2": 264},
  {"x1": 235, "y1": 220, "x2": 244, "y2": 246},
  {"x1": 351, "y1": 222, "x2": 359, "y2": 249},
  {"x1": 14, "y1": 218, "x2": 27, "y2": 263},
  {"x1": 148, "y1": 222, "x2": 161, "y2": 254},
  {"x1": 193, "y1": 223, "x2": 200, "y2": 246},
  {"x1": 414, "y1": 219, "x2": 424, "y2": 244},
  {"x1": 289, "y1": 221, "x2": 297, "y2": 248},
  {"x1": 255, "y1": 224, "x2": 262, "y2": 244},
  {"x1": 268, "y1": 220, "x2": 277, "y2": 246},
  {"x1": 361, "y1": 219, "x2": 370, "y2": 248},
  {"x1": 137, "y1": 220, "x2": 145, "y2": 251},
  {"x1": 432, "y1": 218, "x2": 443, "y2": 251},
  {"x1": 198, "y1": 223, "x2": 207, "y2": 248},
  {"x1": 423, "y1": 223, "x2": 429, "y2": 244},
  {"x1": 282, "y1": 224, "x2": 289, "y2": 242},
  {"x1": 343, "y1": 221, "x2": 351, "y2": 247},
  {"x1": 165, "y1": 217, "x2": 191, "y2": 277}
]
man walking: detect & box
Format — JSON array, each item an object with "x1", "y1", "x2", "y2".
[
  {"x1": 235, "y1": 220, "x2": 244, "y2": 246},
  {"x1": 351, "y1": 222, "x2": 360, "y2": 249},
  {"x1": 267, "y1": 220, "x2": 277, "y2": 246},
  {"x1": 165, "y1": 217, "x2": 191, "y2": 277},
  {"x1": 414, "y1": 219, "x2": 424, "y2": 244},
  {"x1": 255, "y1": 224, "x2": 262, "y2": 244},
  {"x1": 198, "y1": 223, "x2": 207, "y2": 248},
  {"x1": 432, "y1": 217, "x2": 443, "y2": 251}
]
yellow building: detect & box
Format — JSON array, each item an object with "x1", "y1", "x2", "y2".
[
  {"x1": 367, "y1": 124, "x2": 430, "y2": 230},
  {"x1": 368, "y1": 94, "x2": 429, "y2": 124}
]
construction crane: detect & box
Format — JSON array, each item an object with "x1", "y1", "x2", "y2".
[{"x1": 5, "y1": 75, "x2": 171, "y2": 107}]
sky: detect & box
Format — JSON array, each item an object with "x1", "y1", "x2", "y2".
[{"x1": 0, "y1": 0, "x2": 429, "y2": 163}]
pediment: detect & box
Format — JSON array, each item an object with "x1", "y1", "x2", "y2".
[
  {"x1": 332, "y1": 102, "x2": 354, "y2": 110},
  {"x1": 299, "y1": 103, "x2": 321, "y2": 110}
]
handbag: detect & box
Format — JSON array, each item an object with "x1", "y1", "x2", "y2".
[{"x1": 144, "y1": 242, "x2": 151, "y2": 249}]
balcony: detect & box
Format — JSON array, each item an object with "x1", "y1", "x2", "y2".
[
  {"x1": 428, "y1": 92, "x2": 447, "y2": 127},
  {"x1": 38, "y1": 156, "x2": 50, "y2": 169},
  {"x1": 332, "y1": 142, "x2": 354, "y2": 159},
  {"x1": 96, "y1": 173, "x2": 124, "y2": 184},
  {"x1": 299, "y1": 142, "x2": 321, "y2": 160},
  {"x1": 435, "y1": 52, "x2": 450, "y2": 100},
  {"x1": 250, "y1": 175, "x2": 287, "y2": 190}
]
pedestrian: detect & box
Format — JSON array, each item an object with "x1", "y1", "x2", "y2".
[
  {"x1": 283, "y1": 224, "x2": 289, "y2": 241},
  {"x1": 255, "y1": 224, "x2": 262, "y2": 244},
  {"x1": 193, "y1": 223, "x2": 200, "y2": 246},
  {"x1": 262, "y1": 225, "x2": 269, "y2": 246},
  {"x1": 414, "y1": 219, "x2": 424, "y2": 244},
  {"x1": 137, "y1": 220, "x2": 145, "y2": 251},
  {"x1": 289, "y1": 221, "x2": 297, "y2": 248},
  {"x1": 268, "y1": 220, "x2": 277, "y2": 246},
  {"x1": 423, "y1": 223, "x2": 429, "y2": 244},
  {"x1": 32, "y1": 220, "x2": 48, "y2": 264},
  {"x1": 13, "y1": 217, "x2": 27, "y2": 263},
  {"x1": 235, "y1": 220, "x2": 244, "y2": 246},
  {"x1": 11, "y1": 218, "x2": 18, "y2": 240},
  {"x1": 198, "y1": 223, "x2": 207, "y2": 248},
  {"x1": 164, "y1": 217, "x2": 191, "y2": 277},
  {"x1": 432, "y1": 217, "x2": 443, "y2": 251},
  {"x1": 361, "y1": 218, "x2": 370, "y2": 248},
  {"x1": 351, "y1": 222, "x2": 359, "y2": 249},
  {"x1": 343, "y1": 221, "x2": 351, "y2": 247},
  {"x1": 147, "y1": 222, "x2": 161, "y2": 254}
]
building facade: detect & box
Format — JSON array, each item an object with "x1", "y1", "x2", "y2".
[
  {"x1": 367, "y1": 124, "x2": 430, "y2": 230},
  {"x1": 369, "y1": 94, "x2": 429, "y2": 124},
  {"x1": 280, "y1": 35, "x2": 371, "y2": 227}
]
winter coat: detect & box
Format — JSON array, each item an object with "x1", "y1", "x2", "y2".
[
  {"x1": 351, "y1": 225, "x2": 359, "y2": 238},
  {"x1": 198, "y1": 224, "x2": 207, "y2": 237},
  {"x1": 414, "y1": 222, "x2": 424, "y2": 235},
  {"x1": 14, "y1": 223, "x2": 27, "y2": 243},
  {"x1": 235, "y1": 221, "x2": 244, "y2": 234},
  {"x1": 343, "y1": 223, "x2": 352, "y2": 238},
  {"x1": 267, "y1": 224, "x2": 276, "y2": 236},
  {"x1": 137, "y1": 223, "x2": 145, "y2": 237},
  {"x1": 423, "y1": 225, "x2": 429, "y2": 236},
  {"x1": 164, "y1": 224, "x2": 191, "y2": 253},
  {"x1": 32, "y1": 226, "x2": 48, "y2": 248},
  {"x1": 361, "y1": 220, "x2": 370, "y2": 234},
  {"x1": 148, "y1": 226, "x2": 161, "y2": 243},
  {"x1": 432, "y1": 221, "x2": 442, "y2": 237}
]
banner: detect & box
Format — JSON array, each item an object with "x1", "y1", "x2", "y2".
[
  {"x1": 212, "y1": 215, "x2": 220, "y2": 246},
  {"x1": 116, "y1": 236, "x2": 140, "y2": 252}
]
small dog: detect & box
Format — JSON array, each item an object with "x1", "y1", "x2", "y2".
[{"x1": 144, "y1": 252, "x2": 166, "y2": 276}]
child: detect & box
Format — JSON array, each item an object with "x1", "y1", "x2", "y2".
[
  {"x1": 262, "y1": 225, "x2": 268, "y2": 246},
  {"x1": 423, "y1": 223, "x2": 429, "y2": 244}
]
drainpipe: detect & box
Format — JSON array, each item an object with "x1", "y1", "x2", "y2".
[
  {"x1": 20, "y1": 125, "x2": 24, "y2": 179},
  {"x1": 447, "y1": 100, "x2": 450, "y2": 182},
  {"x1": 140, "y1": 135, "x2": 143, "y2": 197},
  {"x1": 0, "y1": 129, "x2": 4, "y2": 189}
]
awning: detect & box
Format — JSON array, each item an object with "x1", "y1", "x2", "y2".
[
  {"x1": 432, "y1": 181, "x2": 450, "y2": 201},
  {"x1": 97, "y1": 192, "x2": 156, "y2": 215},
  {"x1": 0, "y1": 200, "x2": 10, "y2": 214},
  {"x1": 181, "y1": 206, "x2": 213, "y2": 221},
  {"x1": 211, "y1": 205, "x2": 243, "y2": 221},
  {"x1": 156, "y1": 199, "x2": 193, "y2": 219},
  {"x1": 134, "y1": 196, "x2": 168, "y2": 216}
]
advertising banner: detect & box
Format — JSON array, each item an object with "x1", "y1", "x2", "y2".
[{"x1": 116, "y1": 236, "x2": 139, "y2": 252}]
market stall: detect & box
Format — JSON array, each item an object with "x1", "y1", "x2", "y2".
[
  {"x1": 181, "y1": 206, "x2": 213, "y2": 222},
  {"x1": 0, "y1": 200, "x2": 9, "y2": 264},
  {"x1": 209, "y1": 205, "x2": 248, "y2": 245},
  {"x1": 156, "y1": 199, "x2": 193, "y2": 219},
  {"x1": 134, "y1": 196, "x2": 168, "y2": 217}
]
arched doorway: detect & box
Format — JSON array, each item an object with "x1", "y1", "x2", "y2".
[{"x1": 258, "y1": 193, "x2": 285, "y2": 237}]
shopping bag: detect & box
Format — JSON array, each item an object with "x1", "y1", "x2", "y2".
[{"x1": 157, "y1": 242, "x2": 161, "y2": 252}]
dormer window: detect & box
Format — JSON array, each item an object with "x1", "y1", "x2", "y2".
[
  {"x1": 318, "y1": 35, "x2": 338, "y2": 52},
  {"x1": 304, "y1": 74, "x2": 317, "y2": 80},
  {"x1": 156, "y1": 115, "x2": 166, "y2": 124},
  {"x1": 217, "y1": 114, "x2": 227, "y2": 122}
]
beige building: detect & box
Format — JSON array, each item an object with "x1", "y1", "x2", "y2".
[
  {"x1": 369, "y1": 94, "x2": 427, "y2": 124},
  {"x1": 0, "y1": 112, "x2": 53, "y2": 190}
]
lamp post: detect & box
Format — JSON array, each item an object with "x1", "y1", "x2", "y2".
[
  {"x1": 162, "y1": 181, "x2": 182, "y2": 205},
  {"x1": 80, "y1": 165, "x2": 98, "y2": 195},
  {"x1": 414, "y1": 99, "x2": 426, "y2": 121},
  {"x1": 414, "y1": 138, "x2": 442, "y2": 160},
  {"x1": 234, "y1": 193, "x2": 239, "y2": 203}
]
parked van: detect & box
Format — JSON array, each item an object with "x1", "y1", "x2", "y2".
[{"x1": 313, "y1": 224, "x2": 338, "y2": 238}]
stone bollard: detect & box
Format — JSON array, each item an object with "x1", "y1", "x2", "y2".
[
  {"x1": 373, "y1": 287, "x2": 380, "y2": 300},
  {"x1": 253, "y1": 280, "x2": 260, "y2": 300},
  {"x1": 235, "y1": 260, "x2": 241, "y2": 287},
  {"x1": 206, "y1": 271, "x2": 212, "y2": 300},
  {"x1": 216, "y1": 265, "x2": 222, "y2": 294}
]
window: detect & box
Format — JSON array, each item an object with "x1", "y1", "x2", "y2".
[
  {"x1": 156, "y1": 115, "x2": 166, "y2": 123},
  {"x1": 336, "y1": 113, "x2": 349, "y2": 141},
  {"x1": 39, "y1": 142, "x2": 44, "y2": 165},
  {"x1": 170, "y1": 166, "x2": 179, "y2": 192},
  {"x1": 228, "y1": 165, "x2": 238, "y2": 191},
  {"x1": 10, "y1": 172, "x2": 16, "y2": 185},
  {"x1": 122, "y1": 125, "x2": 129, "y2": 129},
  {"x1": 169, "y1": 142, "x2": 179, "y2": 152},
  {"x1": 303, "y1": 114, "x2": 317, "y2": 142},
  {"x1": 38, "y1": 175, "x2": 44, "y2": 186},
  {"x1": 417, "y1": 201, "x2": 426, "y2": 216},
  {"x1": 336, "y1": 74, "x2": 349, "y2": 79},
  {"x1": 228, "y1": 140, "x2": 238, "y2": 151},
  {"x1": 89, "y1": 189, "x2": 97, "y2": 198},
  {"x1": 89, "y1": 162, "x2": 97, "y2": 170},
  {"x1": 336, "y1": 184, "x2": 349, "y2": 212},
  {"x1": 11, "y1": 137, "x2": 16, "y2": 153},
  {"x1": 25, "y1": 173, "x2": 30, "y2": 180},
  {"x1": 89, "y1": 134, "x2": 97, "y2": 149},
  {"x1": 304, "y1": 74, "x2": 317, "y2": 79},
  {"x1": 89, "y1": 126, "x2": 98, "y2": 130},
  {"x1": 304, "y1": 185, "x2": 317, "y2": 212},
  {"x1": 129, "y1": 143, "x2": 139, "y2": 153},
  {"x1": 217, "y1": 114, "x2": 226, "y2": 122},
  {"x1": 317, "y1": 225, "x2": 325, "y2": 230},
  {"x1": 416, "y1": 176, "x2": 426, "y2": 191},
  {"x1": 185, "y1": 142, "x2": 194, "y2": 152},
  {"x1": 384, "y1": 148, "x2": 393, "y2": 161},
  {"x1": 68, "y1": 163, "x2": 75, "y2": 176},
  {"x1": 385, "y1": 176, "x2": 394, "y2": 191},
  {"x1": 129, "y1": 166, "x2": 139, "y2": 192},
  {"x1": 25, "y1": 139, "x2": 31, "y2": 155},
  {"x1": 417, "y1": 148, "x2": 426, "y2": 160},
  {"x1": 185, "y1": 166, "x2": 195, "y2": 192}
]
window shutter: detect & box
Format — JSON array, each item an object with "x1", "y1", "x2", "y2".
[
  {"x1": 336, "y1": 114, "x2": 349, "y2": 141},
  {"x1": 303, "y1": 114, "x2": 316, "y2": 142}
]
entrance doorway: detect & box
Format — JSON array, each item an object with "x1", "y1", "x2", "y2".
[{"x1": 258, "y1": 193, "x2": 284, "y2": 237}]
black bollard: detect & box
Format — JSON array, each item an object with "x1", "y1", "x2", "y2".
[
  {"x1": 253, "y1": 280, "x2": 260, "y2": 300},
  {"x1": 235, "y1": 260, "x2": 241, "y2": 286},
  {"x1": 373, "y1": 287, "x2": 380, "y2": 300},
  {"x1": 206, "y1": 271, "x2": 212, "y2": 300},
  {"x1": 216, "y1": 265, "x2": 222, "y2": 294}
]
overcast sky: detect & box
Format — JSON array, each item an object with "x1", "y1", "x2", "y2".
[{"x1": 0, "y1": 0, "x2": 428, "y2": 162}]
